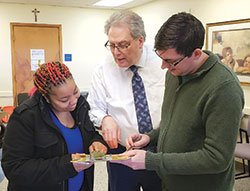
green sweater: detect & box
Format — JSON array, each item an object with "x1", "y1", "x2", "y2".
[{"x1": 146, "y1": 51, "x2": 244, "y2": 191}]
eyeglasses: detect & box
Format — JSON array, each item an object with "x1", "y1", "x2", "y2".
[
  {"x1": 104, "y1": 40, "x2": 132, "y2": 51},
  {"x1": 155, "y1": 49, "x2": 187, "y2": 67}
]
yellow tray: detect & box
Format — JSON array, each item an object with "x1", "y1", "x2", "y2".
[{"x1": 71, "y1": 154, "x2": 130, "y2": 164}]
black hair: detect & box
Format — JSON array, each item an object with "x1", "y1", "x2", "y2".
[{"x1": 154, "y1": 12, "x2": 205, "y2": 57}]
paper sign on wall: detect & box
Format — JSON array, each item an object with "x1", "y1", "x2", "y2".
[{"x1": 30, "y1": 49, "x2": 45, "y2": 71}]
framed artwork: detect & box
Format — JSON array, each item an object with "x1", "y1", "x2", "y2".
[{"x1": 206, "y1": 18, "x2": 250, "y2": 85}]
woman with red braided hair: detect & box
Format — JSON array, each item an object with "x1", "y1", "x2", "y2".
[{"x1": 2, "y1": 61, "x2": 109, "y2": 191}]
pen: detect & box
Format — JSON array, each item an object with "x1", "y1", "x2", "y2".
[{"x1": 126, "y1": 135, "x2": 142, "y2": 151}]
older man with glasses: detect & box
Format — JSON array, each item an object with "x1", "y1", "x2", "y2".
[{"x1": 87, "y1": 10, "x2": 166, "y2": 191}]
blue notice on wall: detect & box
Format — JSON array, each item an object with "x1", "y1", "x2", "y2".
[{"x1": 64, "y1": 54, "x2": 72, "y2": 62}]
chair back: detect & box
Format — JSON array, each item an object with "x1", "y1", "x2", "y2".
[
  {"x1": 247, "y1": 116, "x2": 250, "y2": 137},
  {"x1": 1, "y1": 106, "x2": 15, "y2": 123}
]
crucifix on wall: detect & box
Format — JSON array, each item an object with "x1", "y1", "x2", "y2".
[{"x1": 32, "y1": 8, "x2": 40, "y2": 22}]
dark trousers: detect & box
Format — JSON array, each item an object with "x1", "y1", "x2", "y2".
[{"x1": 107, "y1": 144, "x2": 162, "y2": 191}]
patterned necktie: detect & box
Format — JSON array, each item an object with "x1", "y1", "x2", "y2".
[{"x1": 130, "y1": 65, "x2": 153, "y2": 133}]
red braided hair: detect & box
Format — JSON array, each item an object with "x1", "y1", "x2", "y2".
[{"x1": 33, "y1": 61, "x2": 72, "y2": 95}]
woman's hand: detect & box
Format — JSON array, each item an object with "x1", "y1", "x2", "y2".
[
  {"x1": 72, "y1": 161, "x2": 94, "y2": 172},
  {"x1": 71, "y1": 153, "x2": 93, "y2": 172},
  {"x1": 89, "y1": 141, "x2": 108, "y2": 154}
]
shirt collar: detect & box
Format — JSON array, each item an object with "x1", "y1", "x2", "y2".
[
  {"x1": 179, "y1": 50, "x2": 217, "y2": 80},
  {"x1": 124, "y1": 45, "x2": 145, "y2": 72}
]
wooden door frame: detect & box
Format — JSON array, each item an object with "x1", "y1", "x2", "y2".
[{"x1": 10, "y1": 23, "x2": 62, "y2": 106}]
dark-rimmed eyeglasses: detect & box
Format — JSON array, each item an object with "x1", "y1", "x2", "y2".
[
  {"x1": 104, "y1": 40, "x2": 132, "y2": 51},
  {"x1": 155, "y1": 49, "x2": 187, "y2": 67}
]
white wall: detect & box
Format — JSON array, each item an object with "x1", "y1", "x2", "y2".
[
  {"x1": 133, "y1": 0, "x2": 250, "y2": 43},
  {"x1": 0, "y1": 3, "x2": 114, "y2": 105},
  {"x1": 1, "y1": 0, "x2": 250, "y2": 110},
  {"x1": 133, "y1": 0, "x2": 250, "y2": 113}
]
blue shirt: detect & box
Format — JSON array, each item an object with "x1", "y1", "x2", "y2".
[{"x1": 50, "y1": 111, "x2": 84, "y2": 191}]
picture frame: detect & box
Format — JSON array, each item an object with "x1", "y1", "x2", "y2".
[{"x1": 206, "y1": 18, "x2": 250, "y2": 85}]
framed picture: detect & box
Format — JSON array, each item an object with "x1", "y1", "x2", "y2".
[{"x1": 206, "y1": 18, "x2": 250, "y2": 85}]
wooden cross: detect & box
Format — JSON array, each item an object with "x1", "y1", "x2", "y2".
[{"x1": 32, "y1": 8, "x2": 40, "y2": 22}]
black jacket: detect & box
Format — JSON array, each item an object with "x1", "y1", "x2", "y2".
[{"x1": 2, "y1": 92, "x2": 108, "y2": 191}]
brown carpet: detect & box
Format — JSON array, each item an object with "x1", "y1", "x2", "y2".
[
  {"x1": 234, "y1": 161, "x2": 250, "y2": 191},
  {"x1": 234, "y1": 178, "x2": 250, "y2": 191}
]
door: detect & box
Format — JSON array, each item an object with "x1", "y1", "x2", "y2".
[{"x1": 10, "y1": 23, "x2": 62, "y2": 106}]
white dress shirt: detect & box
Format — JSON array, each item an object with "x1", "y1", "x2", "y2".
[{"x1": 87, "y1": 44, "x2": 166, "y2": 146}]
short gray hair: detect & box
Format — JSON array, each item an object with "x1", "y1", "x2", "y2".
[{"x1": 104, "y1": 10, "x2": 146, "y2": 41}]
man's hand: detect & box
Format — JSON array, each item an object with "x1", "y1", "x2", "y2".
[
  {"x1": 102, "y1": 115, "x2": 121, "y2": 149},
  {"x1": 110, "y1": 149, "x2": 146, "y2": 170},
  {"x1": 126, "y1": 133, "x2": 150, "y2": 150}
]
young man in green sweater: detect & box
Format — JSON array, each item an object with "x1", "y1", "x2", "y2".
[{"x1": 112, "y1": 12, "x2": 244, "y2": 191}]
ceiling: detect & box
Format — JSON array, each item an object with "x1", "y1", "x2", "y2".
[{"x1": 0, "y1": 0, "x2": 157, "y2": 9}]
